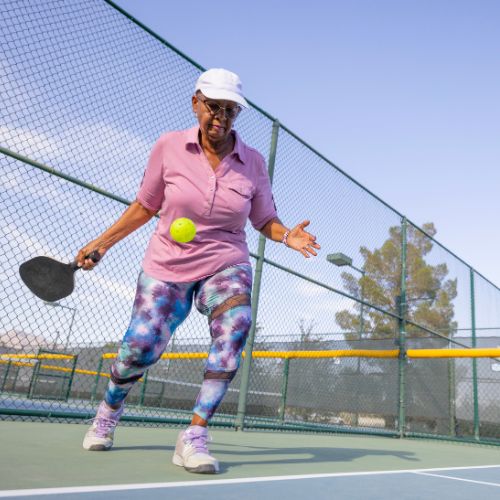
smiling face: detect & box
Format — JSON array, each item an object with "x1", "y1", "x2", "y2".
[{"x1": 192, "y1": 91, "x2": 241, "y2": 148}]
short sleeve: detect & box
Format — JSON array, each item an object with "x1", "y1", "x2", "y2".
[
  {"x1": 136, "y1": 135, "x2": 166, "y2": 212},
  {"x1": 249, "y1": 155, "x2": 278, "y2": 230}
]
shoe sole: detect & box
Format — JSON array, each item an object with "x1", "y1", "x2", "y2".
[
  {"x1": 84, "y1": 444, "x2": 112, "y2": 451},
  {"x1": 172, "y1": 454, "x2": 218, "y2": 474}
]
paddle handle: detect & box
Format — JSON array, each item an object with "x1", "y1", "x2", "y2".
[{"x1": 70, "y1": 250, "x2": 101, "y2": 271}]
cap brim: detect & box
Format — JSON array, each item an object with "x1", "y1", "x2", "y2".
[{"x1": 197, "y1": 86, "x2": 249, "y2": 108}]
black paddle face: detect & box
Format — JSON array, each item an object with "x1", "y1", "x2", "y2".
[
  {"x1": 19, "y1": 257, "x2": 75, "y2": 302},
  {"x1": 19, "y1": 251, "x2": 100, "y2": 302}
]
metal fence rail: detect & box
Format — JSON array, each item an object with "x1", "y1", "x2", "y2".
[{"x1": 1, "y1": 0, "x2": 499, "y2": 445}]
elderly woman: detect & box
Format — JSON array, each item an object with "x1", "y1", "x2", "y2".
[{"x1": 79, "y1": 68, "x2": 320, "y2": 474}]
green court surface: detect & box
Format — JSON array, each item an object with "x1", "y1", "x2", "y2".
[{"x1": 1, "y1": 420, "x2": 499, "y2": 492}]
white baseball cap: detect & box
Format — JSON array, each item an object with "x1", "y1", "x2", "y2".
[{"x1": 195, "y1": 68, "x2": 249, "y2": 108}]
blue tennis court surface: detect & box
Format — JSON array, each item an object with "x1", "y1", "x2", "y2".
[{"x1": 1, "y1": 466, "x2": 500, "y2": 499}]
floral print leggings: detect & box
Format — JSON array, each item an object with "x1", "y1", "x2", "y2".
[{"x1": 104, "y1": 264, "x2": 253, "y2": 421}]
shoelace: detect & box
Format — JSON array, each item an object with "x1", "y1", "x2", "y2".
[
  {"x1": 186, "y1": 432, "x2": 212, "y2": 454},
  {"x1": 93, "y1": 416, "x2": 119, "y2": 438}
]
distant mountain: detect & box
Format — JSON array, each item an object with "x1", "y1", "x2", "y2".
[{"x1": 0, "y1": 330, "x2": 50, "y2": 351}]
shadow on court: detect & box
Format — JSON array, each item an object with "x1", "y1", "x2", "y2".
[
  {"x1": 112, "y1": 445, "x2": 174, "y2": 452},
  {"x1": 112, "y1": 441, "x2": 418, "y2": 473},
  {"x1": 217, "y1": 445, "x2": 419, "y2": 473}
]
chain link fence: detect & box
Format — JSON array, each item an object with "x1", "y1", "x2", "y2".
[{"x1": 1, "y1": 0, "x2": 499, "y2": 444}]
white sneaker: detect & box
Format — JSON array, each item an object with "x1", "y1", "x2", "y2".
[
  {"x1": 83, "y1": 401, "x2": 124, "y2": 451},
  {"x1": 172, "y1": 425, "x2": 219, "y2": 474}
]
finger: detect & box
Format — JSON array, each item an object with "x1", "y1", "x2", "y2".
[
  {"x1": 306, "y1": 247, "x2": 318, "y2": 257},
  {"x1": 77, "y1": 252, "x2": 95, "y2": 270},
  {"x1": 299, "y1": 220, "x2": 310, "y2": 229},
  {"x1": 76, "y1": 251, "x2": 87, "y2": 268},
  {"x1": 296, "y1": 238, "x2": 320, "y2": 249},
  {"x1": 300, "y1": 248, "x2": 310, "y2": 258},
  {"x1": 84, "y1": 252, "x2": 102, "y2": 269},
  {"x1": 303, "y1": 232, "x2": 317, "y2": 241},
  {"x1": 81, "y1": 259, "x2": 95, "y2": 271},
  {"x1": 302, "y1": 242, "x2": 318, "y2": 256},
  {"x1": 298, "y1": 243, "x2": 313, "y2": 258}
]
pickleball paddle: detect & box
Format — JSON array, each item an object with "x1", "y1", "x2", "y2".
[{"x1": 19, "y1": 250, "x2": 101, "y2": 302}]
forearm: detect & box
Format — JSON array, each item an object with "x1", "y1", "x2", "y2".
[
  {"x1": 259, "y1": 217, "x2": 289, "y2": 243},
  {"x1": 95, "y1": 201, "x2": 157, "y2": 250}
]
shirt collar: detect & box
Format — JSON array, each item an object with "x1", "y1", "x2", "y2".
[{"x1": 185, "y1": 126, "x2": 246, "y2": 164}]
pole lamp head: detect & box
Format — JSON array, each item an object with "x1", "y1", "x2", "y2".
[{"x1": 326, "y1": 253, "x2": 353, "y2": 267}]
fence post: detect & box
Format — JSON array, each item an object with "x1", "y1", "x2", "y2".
[
  {"x1": 1, "y1": 361, "x2": 11, "y2": 392},
  {"x1": 278, "y1": 357, "x2": 290, "y2": 422},
  {"x1": 27, "y1": 358, "x2": 41, "y2": 400},
  {"x1": 448, "y1": 337, "x2": 457, "y2": 436},
  {"x1": 235, "y1": 119, "x2": 280, "y2": 430},
  {"x1": 91, "y1": 356, "x2": 104, "y2": 404},
  {"x1": 397, "y1": 217, "x2": 407, "y2": 437},
  {"x1": 138, "y1": 369, "x2": 149, "y2": 407},
  {"x1": 64, "y1": 354, "x2": 78, "y2": 401},
  {"x1": 470, "y1": 268, "x2": 480, "y2": 440}
]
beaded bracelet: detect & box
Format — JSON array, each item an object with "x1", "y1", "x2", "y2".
[{"x1": 282, "y1": 230, "x2": 290, "y2": 247}]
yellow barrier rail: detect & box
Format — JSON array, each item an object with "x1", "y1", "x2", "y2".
[
  {"x1": 407, "y1": 348, "x2": 500, "y2": 358},
  {"x1": 0, "y1": 354, "x2": 76, "y2": 360},
  {"x1": 100, "y1": 350, "x2": 400, "y2": 360},
  {"x1": 3, "y1": 348, "x2": 500, "y2": 363},
  {"x1": 0, "y1": 359, "x2": 106, "y2": 379},
  {"x1": 97, "y1": 348, "x2": 500, "y2": 360},
  {"x1": 2, "y1": 349, "x2": 499, "y2": 388},
  {"x1": 251, "y1": 349, "x2": 400, "y2": 359}
]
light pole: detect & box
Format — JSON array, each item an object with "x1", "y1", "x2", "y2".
[
  {"x1": 52, "y1": 330, "x2": 62, "y2": 351},
  {"x1": 327, "y1": 252, "x2": 366, "y2": 427},
  {"x1": 44, "y1": 302, "x2": 77, "y2": 351}
]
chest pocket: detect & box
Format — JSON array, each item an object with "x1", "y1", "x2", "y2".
[{"x1": 221, "y1": 183, "x2": 253, "y2": 215}]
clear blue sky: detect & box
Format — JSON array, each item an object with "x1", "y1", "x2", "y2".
[{"x1": 115, "y1": 0, "x2": 500, "y2": 287}]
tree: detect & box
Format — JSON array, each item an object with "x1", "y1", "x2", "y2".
[
  {"x1": 334, "y1": 222, "x2": 459, "y2": 431},
  {"x1": 298, "y1": 318, "x2": 317, "y2": 343},
  {"x1": 335, "y1": 222, "x2": 457, "y2": 341}
]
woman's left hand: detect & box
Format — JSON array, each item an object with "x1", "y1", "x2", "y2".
[{"x1": 286, "y1": 220, "x2": 320, "y2": 258}]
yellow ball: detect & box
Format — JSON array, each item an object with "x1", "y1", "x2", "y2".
[{"x1": 169, "y1": 217, "x2": 196, "y2": 243}]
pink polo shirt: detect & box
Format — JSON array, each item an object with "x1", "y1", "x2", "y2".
[{"x1": 136, "y1": 126, "x2": 278, "y2": 283}]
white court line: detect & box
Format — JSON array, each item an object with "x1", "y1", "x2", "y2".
[
  {"x1": 0, "y1": 465, "x2": 499, "y2": 497},
  {"x1": 415, "y1": 471, "x2": 500, "y2": 488}
]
